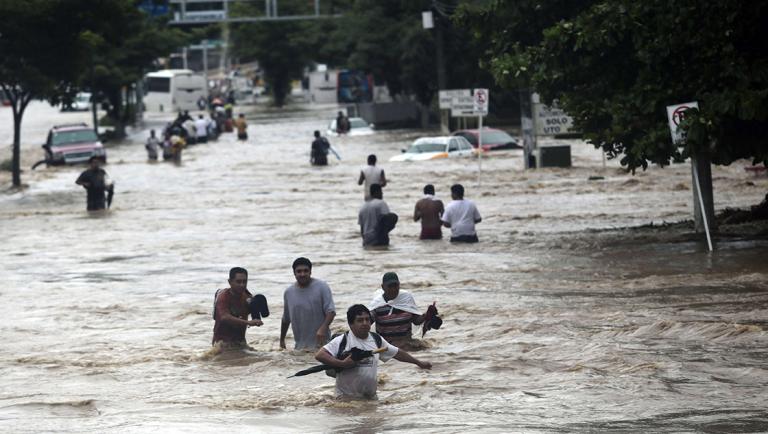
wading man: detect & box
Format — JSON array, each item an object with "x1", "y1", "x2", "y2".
[
  {"x1": 442, "y1": 183, "x2": 482, "y2": 243},
  {"x1": 358, "y1": 184, "x2": 398, "y2": 247},
  {"x1": 310, "y1": 130, "x2": 330, "y2": 166},
  {"x1": 413, "y1": 184, "x2": 445, "y2": 240},
  {"x1": 75, "y1": 156, "x2": 112, "y2": 211},
  {"x1": 315, "y1": 304, "x2": 431, "y2": 399},
  {"x1": 280, "y1": 257, "x2": 336, "y2": 350},
  {"x1": 369, "y1": 272, "x2": 427, "y2": 348},
  {"x1": 358, "y1": 154, "x2": 386, "y2": 201},
  {"x1": 212, "y1": 267, "x2": 264, "y2": 348}
]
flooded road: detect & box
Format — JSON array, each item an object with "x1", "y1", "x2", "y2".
[{"x1": 1, "y1": 102, "x2": 767, "y2": 432}]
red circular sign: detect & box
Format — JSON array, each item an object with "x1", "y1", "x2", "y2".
[{"x1": 672, "y1": 105, "x2": 690, "y2": 126}]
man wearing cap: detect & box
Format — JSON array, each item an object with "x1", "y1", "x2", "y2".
[{"x1": 368, "y1": 272, "x2": 427, "y2": 348}]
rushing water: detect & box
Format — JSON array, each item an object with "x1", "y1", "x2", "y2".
[{"x1": 1, "y1": 103, "x2": 767, "y2": 433}]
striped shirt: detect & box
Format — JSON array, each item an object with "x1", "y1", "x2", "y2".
[{"x1": 372, "y1": 305, "x2": 415, "y2": 339}]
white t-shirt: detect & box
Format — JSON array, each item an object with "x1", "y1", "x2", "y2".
[
  {"x1": 442, "y1": 199, "x2": 481, "y2": 237},
  {"x1": 361, "y1": 165, "x2": 384, "y2": 200},
  {"x1": 322, "y1": 332, "x2": 399, "y2": 399},
  {"x1": 194, "y1": 118, "x2": 209, "y2": 136}
]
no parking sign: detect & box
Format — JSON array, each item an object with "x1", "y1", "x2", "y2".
[
  {"x1": 473, "y1": 88, "x2": 488, "y2": 115},
  {"x1": 666, "y1": 101, "x2": 698, "y2": 144}
]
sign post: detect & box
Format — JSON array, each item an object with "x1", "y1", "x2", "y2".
[
  {"x1": 473, "y1": 89, "x2": 489, "y2": 186},
  {"x1": 666, "y1": 101, "x2": 712, "y2": 252}
]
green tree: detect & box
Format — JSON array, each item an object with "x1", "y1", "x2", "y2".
[
  {"x1": 456, "y1": 0, "x2": 768, "y2": 170},
  {"x1": 80, "y1": 1, "x2": 186, "y2": 138},
  {"x1": 457, "y1": 0, "x2": 768, "y2": 230},
  {"x1": 0, "y1": 1, "x2": 89, "y2": 187}
]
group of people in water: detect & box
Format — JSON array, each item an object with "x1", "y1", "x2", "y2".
[
  {"x1": 212, "y1": 259, "x2": 439, "y2": 399},
  {"x1": 355, "y1": 153, "x2": 483, "y2": 247},
  {"x1": 145, "y1": 109, "x2": 248, "y2": 163}
]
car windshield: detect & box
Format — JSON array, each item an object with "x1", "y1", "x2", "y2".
[
  {"x1": 52, "y1": 129, "x2": 98, "y2": 146},
  {"x1": 481, "y1": 131, "x2": 515, "y2": 144},
  {"x1": 408, "y1": 143, "x2": 446, "y2": 153},
  {"x1": 350, "y1": 118, "x2": 368, "y2": 128}
]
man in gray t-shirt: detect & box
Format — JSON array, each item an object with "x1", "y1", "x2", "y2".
[
  {"x1": 280, "y1": 257, "x2": 336, "y2": 350},
  {"x1": 358, "y1": 183, "x2": 398, "y2": 247}
]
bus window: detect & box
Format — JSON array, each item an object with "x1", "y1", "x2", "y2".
[{"x1": 147, "y1": 77, "x2": 170, "y2": 93}]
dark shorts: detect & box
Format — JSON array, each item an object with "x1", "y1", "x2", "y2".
[
  {"x1": 420, "y1": 226, "x2": 442, "y2": 240},
  {"x1": 237, "y1": 132, "x2": 248, "y2": 141},
  {"x1": 450, "y1": 234, "x2": 479, "y2": 243}
]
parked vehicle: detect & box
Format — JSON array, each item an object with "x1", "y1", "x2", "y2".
[
  {"x1": 143, "y1": 69, "x2": 208, "y2": 113},
  {"x1": 389, "y1": 136, "x2": 475, "y2": 162},
  {"x1": 61, "y1": 92, "x2": 92, "y2": 112},
  {"x1": 452, "y1": 127, "x2": 520, "y2": 151},
  {"x1": 42, "y1": 123, "x2": 106, "y2": 165},
  {"x1": 326, "y1": 117, "x2": 375, "y2": 136}
]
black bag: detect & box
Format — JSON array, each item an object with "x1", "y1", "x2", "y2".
[{"x1": 326, "y1": 331, "x2": 383, "y2": 378}]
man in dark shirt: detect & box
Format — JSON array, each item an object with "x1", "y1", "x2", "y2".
[
  {"x1": 75, "y1": 157, "x2": 111, "y2": 211},
  {"x1": 310, "y1": 130, "x2": 330, "y2": 166},
  {"x1": 212, "y1": 267, "x2": 263, "y2": 347},
  {"x1": 414, "y1": 184, "x2": 445, "y2": 240}
]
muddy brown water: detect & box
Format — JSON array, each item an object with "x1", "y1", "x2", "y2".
[{"x1": 1, "y1": 103, "x2": 767, "y2": 432}]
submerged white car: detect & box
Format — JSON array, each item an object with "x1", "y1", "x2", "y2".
[
  {"x1": 389, "y1": 136, "x2": 476, "y2": 162},
  {"x1": 326, "y1": 117, "x2": 375, "y2": 136}
]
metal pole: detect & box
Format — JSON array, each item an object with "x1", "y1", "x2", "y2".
[
  {"x1": 182, "y1": 46, "x2": 188, "y2": 69},
  {"x1": 692, "y1": 158, "x2": 714, "y2": 252},
  {"x1": 315, "y1": 0, "x2": 320, "y2": 16},
  {"x1": 477, "y1": 114, "x2": 483, "y2": 186},
  {"x1": 203, "y1": 42, "x2": 209, "y2": 80}
]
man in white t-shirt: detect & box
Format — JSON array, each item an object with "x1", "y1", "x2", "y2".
[
  {"x1": 441, "y1": 183, "x2": 482, "y2": 243},
  {"x1": 315, "y1": 304, "x2": 431, "y2": 399},
  {"x1": 358, "y1": 154, "x2": 387, "y2": 201},
  {"x1": 194, "y1": 115, "x2": 210, "y2": 143}
]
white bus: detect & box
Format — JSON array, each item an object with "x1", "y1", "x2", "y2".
[{"x1": 143, "y1": 69, "x2": 207, "y2": 113}]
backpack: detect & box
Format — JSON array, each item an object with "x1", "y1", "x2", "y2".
[
  {"x1": 326, "y1": 331, "x2": 383, "y2": 378},
  {"x1": 212, "y1": 288, "x2": 225, "y2": 320}
]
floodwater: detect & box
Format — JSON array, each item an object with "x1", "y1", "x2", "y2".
[{"x1": 1, "y1": 102, "x2": 767, "y2": 433}]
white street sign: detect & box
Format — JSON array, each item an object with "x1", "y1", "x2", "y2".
[
  {"x1": 439, "y1": 89, "x2": 470, "y2": 109},
  {"x1": 473, "y1": 88, "x2": 489, "y2": 115},
  {"x1": 450, "y1": 95, "x2": 475, "y2": 117},
  {"x1": 533, "y1": 103, "x2": 573, "y2": 136},
  {"x1": 666, "y1": 101, "x2": 699, "y2": 144}
]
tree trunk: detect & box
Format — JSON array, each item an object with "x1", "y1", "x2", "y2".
[
  {"x1": 108, "y1": 91, "x2": 127, "y2": 139},
  {"x1": 418, "y1": 102, "x2": 429, "y2": 129},
  {"x1": 691, "y1": 154, "x2": 717, "y2": 233},
  {"x1": 7, "y1": 90, "x2": 30, "y2": 188},
  {"x1": 12, "y1": 109, "x2": 21, "y2": 187}
]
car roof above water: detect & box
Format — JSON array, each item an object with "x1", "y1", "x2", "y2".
[
  {"x1": 414, "y1": 136, "x2": 451, "y2": 145},
  {"x1": 52, "y1": 123, "x2": 90, "y2": 132}
]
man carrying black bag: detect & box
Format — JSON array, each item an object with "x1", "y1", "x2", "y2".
[{"x1": 211, "y1": 267, "x2": 269, "y2": 349}]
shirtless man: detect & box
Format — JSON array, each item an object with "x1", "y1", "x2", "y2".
[{"x1": 414, "y1": 184, "x2": 445, "y2": 240}]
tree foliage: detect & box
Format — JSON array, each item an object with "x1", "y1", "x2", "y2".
[
  {"x1": 0, "y1": 0, "x2": 92, "y2": 186},
  {"x1": 79, "y1": 1, "x2": 187, "y2": 137},
  {"x1": 456, "y1": 0, "x2": 768, "y2": 171}
]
